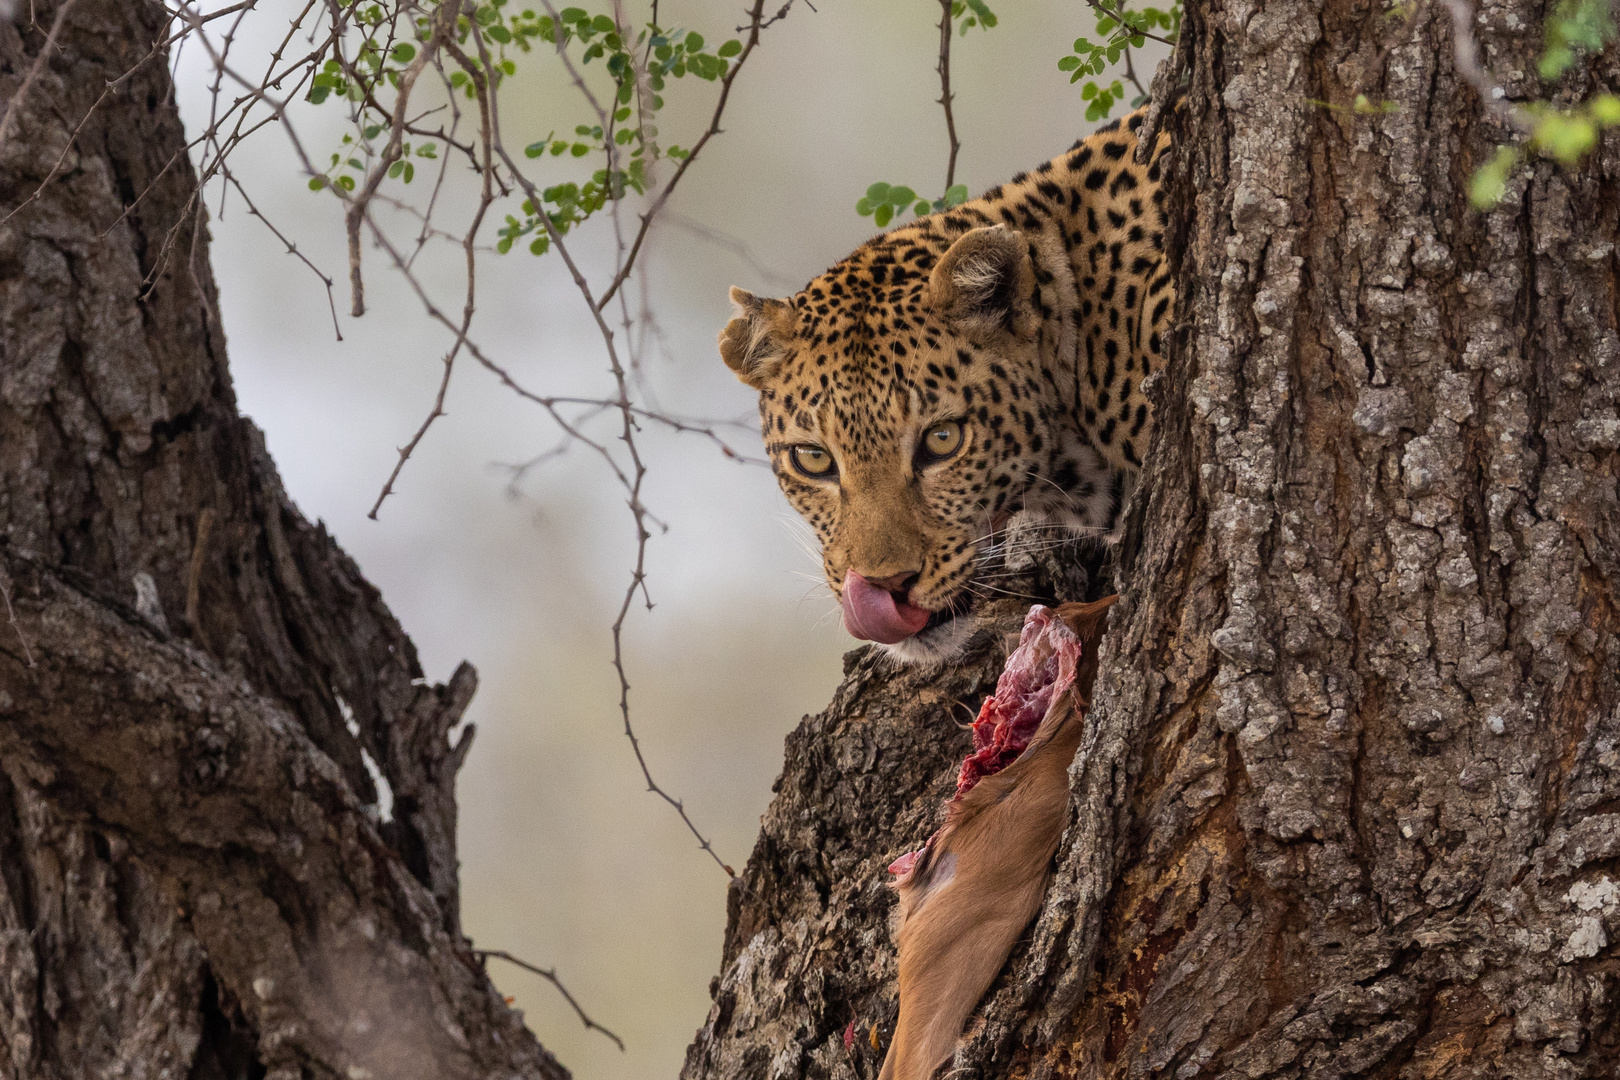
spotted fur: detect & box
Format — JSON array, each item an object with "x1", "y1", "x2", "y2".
[{"x1": 720, "y1": 110, "x2": 1172, "y2": 664}]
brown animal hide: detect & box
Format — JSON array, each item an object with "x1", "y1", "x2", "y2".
[{"x1": 878, "y1": 598, "x2": 1114, "y2": 1080}]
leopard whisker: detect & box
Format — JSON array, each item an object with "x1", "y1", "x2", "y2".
[{"x1": 962, "y1": 580, "x2": 1046, "y2": 601}]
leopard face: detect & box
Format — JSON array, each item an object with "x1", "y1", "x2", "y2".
[{"x1": 721, "y1": 112, "x2": 1170, "y2": 664}]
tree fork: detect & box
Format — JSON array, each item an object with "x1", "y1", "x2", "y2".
[
  {"x1": 0, "y1": 3, "x2": 566, "y2": 1077},
  {"x1": 684, "y1": 0, "x2": 1620, "y2": 1076}
]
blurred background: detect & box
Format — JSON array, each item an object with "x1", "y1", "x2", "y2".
[{"x1": 171, "y1": 4, "x2": 1143, "y2": 1077}]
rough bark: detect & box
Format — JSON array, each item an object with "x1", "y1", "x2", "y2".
[
  {"x1": 683, "y1": 0, "x2": 1620, "y2": 1077},
  {"x1": 0, "y1": 4, "x2": 565, "y2": 1077}
]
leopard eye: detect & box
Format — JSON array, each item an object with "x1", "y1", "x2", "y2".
[
  {"x1": 919, "y1": 420, "x2": 965, "y2": 463},
  {"x1": 790, "y1": 444, "x2": 837, "y2": 478}
]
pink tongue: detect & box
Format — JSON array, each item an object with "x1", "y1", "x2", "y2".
[{"x1": 841, "y1": 572, "x2": 932, "y2": 644}]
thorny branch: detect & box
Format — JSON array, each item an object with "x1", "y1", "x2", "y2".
[
  {"x1": 1120, "y1": 36, "x2": 1147, "y2": 101},
  {"x1": 341, "y1": 0, "x2": 458, "y2": 316},
  {"x1": 595, "y1": 0, "x2": 796, "y2": 310},
  {"x1": 936, "y1": 0, "x2": 961, "y2": 190},
  {"x1": 469, "y1": 0, "x2": 786, "y2": 875},
  {"x1": 0, "y1": 0, "x2": 77, "y2": 156},
  {"x1": 65, "y1": 0, "x2": 805, "y2": 882},
  {"x1": 475, "y1": 949, "x2": 626, "y2": 1052}
]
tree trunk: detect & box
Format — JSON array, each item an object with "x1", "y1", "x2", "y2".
[
  {"x1": 0, "y1": 4, "x2": 565, "y2": 1077},
  {"x1": 683, "y1": 1, "x2": 1620, "y2": 1077}
]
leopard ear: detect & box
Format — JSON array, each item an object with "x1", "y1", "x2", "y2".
[
  {"x1": 926, "y1": 225, "x2": 1040, "y2": 341},
  {"x1": 719, "y1": 286, "x2": 795, "y2": 389}
]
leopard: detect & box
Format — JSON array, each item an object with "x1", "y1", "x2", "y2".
[{"x1": 719, "y1": 109, "x2": 1173, "y2": 665}]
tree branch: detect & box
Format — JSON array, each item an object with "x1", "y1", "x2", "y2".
[{"x1": 936, "y1": 0, "x2": 961, "y2": 190}]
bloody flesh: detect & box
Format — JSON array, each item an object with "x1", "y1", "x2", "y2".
[
  {"x1": 954, "y1": 606, "x2": 1082, "y2": 798},
  {"x1": 888, "y1": 605, "x2": 1083, "y2": 879}
]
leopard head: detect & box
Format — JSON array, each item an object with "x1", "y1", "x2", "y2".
[{"x1": 720, "y1": 224, "x2": 1112, "y2": 664}]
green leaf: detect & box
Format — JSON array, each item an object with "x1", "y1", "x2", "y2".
[
  {"x1": 591, "y1": 14, "x2": 615, "y2": 32},
  {"x1": 914, "y1": 200, "x2": 932, "y2": 216},
  {"x1": 718, "y1": 39, "x2": 742, "y2": 57},
  {"x1": 944, "y1": 183, "x2": 969, "y2": 207},
  {"x1": 498, "y1": 236, "x2": 513, "y2": 254},
  {"x1": 1535, "y1": 111, "x2": 1597, "y2": 164},
  {"x1": 686, "y1": 31, "x2": 705, "y2": 50},
  {"x1": 866, "y1": 182, "x2": 892, "y2": 201},
  {"x1": 403, "y1": 161, "x2": 414, "y2": 183},
  {"x1": 336, "y1": 174, "x2": 356, "y2": 191},
  {"x1": 487, "y1": 24, "x2": 511, "y2": 42},
  {"x1": 308, "y1": 176, "x2": 327, "y2": 190},
  {"x1": 874, "y1": 204, "x2": 893, "y2": 227},
  {"x1": 389, "y1": 160, "x2": 404, "y2": 178},
  {"x1": 1590, "y1": 93, "x2": 1620, "y2": 125},
  {"x1": 887, "y1": 185, "x2": 916, "y2": 205},
  {"x1": 308, "y1": 86, "x2": 331, "y2": 104},
  {"x1": 1541, "y1": 0, "x2": 1617, "y2": 78},
  {"x1": 572, "y1": 142, "x2": 591, "y2": 157},
  {"x1": 1540, "y1": 45, "x2": 1575, "y2": 78},
  {"x1": 1469, "y1": 144, "x2": 1518, "y2": 208},
  {"x1": 855, "y1": 197, "x2": 875, "y2": 216},
  {"x1": 530, "y1": 235, "x2": 550, "y2": 255},
  {"x1": 1058, "y1": 55, "x2": 1081, "y2": 70},
  {"x1": 391, "y1": 42, "x2": 416, "y2": 62}
]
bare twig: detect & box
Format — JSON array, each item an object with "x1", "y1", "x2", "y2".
[
  {"x1": 1441, "y1": 0, "x2": 1534, "y2": 132},
  {"x1": 223, "y1": 172, "x2": 343, "y2": 339},
  {"x1": 474, "y1": 949, "x2": 625, "y2": 1052},
  {"x1": 936, "y1": 0, "x2": 961, "y2": 190},
  {"x1": 755, "y1": 0, "x2": 806, "y2": 32},
  {"x1": 475, "y1": 15, "x2": 744, "y2": 876},
  {"x1": 1121, "y1": 36, "x2": 1148, "y2": 101},
  {"x1": 0, "y1": 570, "x2": 35, "y2": 669},
  {"x1": 342, "y1": 0, "x2": 453, "y2": 315},
  {"x1": 0, "y1": 0, "x2": 78, "y2": 157}
]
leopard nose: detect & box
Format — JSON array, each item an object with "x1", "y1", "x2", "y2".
[{"x1": 860, "y1": 571, "x2": 920, "y2": 594}]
